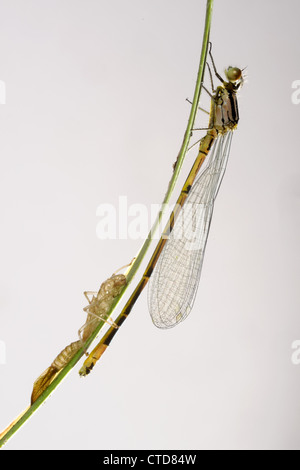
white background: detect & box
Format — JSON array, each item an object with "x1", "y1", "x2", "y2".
[{"x1": 0, "y1": 0, "x2": 300, "y2": 450}]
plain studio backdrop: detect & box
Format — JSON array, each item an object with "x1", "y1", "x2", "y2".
[{"x1": 0, "y1": 0, "x2": 299, "y2": 450}]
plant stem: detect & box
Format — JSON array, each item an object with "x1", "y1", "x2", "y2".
[{"x1": 0, "y1": 0, "x2": 213, "y2": 448}]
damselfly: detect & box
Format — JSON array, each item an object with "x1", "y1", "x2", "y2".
[
  {"x1": 148, "y1": 47, "x2": 243, "y2": 328},
  {"x1": 79, "y1": 45, "x2": 244, "y2": 374}
]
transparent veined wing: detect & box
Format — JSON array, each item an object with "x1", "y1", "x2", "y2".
[{"x1": 148, "y1": 131, "x2": 233, "y2": 328}]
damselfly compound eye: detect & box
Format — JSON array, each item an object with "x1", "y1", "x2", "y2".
[{"x1": 225, "y1": 67, "x2": 242, "y2": 83}]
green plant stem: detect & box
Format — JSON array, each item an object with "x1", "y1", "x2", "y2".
[{"x1": 0, "y1": 0, "x2": 213, "y2": 448}]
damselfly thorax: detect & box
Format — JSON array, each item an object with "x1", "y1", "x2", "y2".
[{"x1": 209, "y1": 83, "x2": 239, "y2": 133}]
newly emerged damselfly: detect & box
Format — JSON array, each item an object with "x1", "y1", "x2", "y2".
[{"x1": 148, "y1": 46, "x2": 243, "y2": 328}]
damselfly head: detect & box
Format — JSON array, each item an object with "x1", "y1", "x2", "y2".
[{"x1": 225, "y1": 67, "x2": 243, "y2": 86}]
